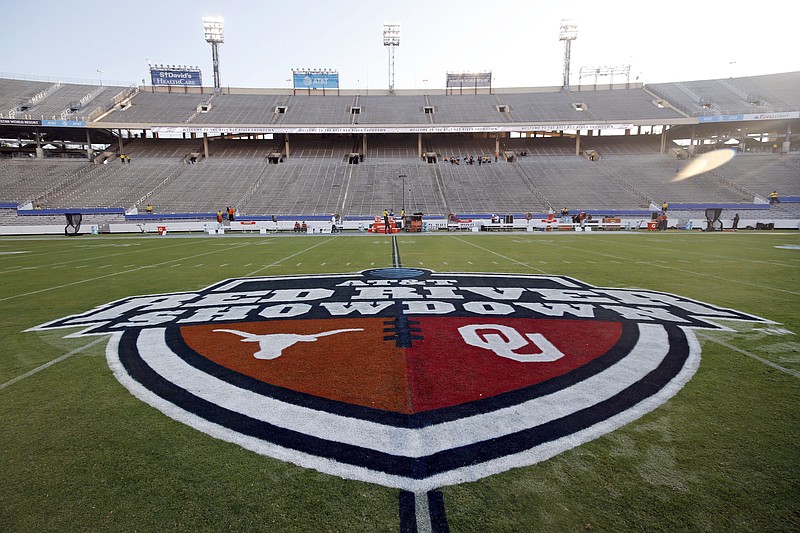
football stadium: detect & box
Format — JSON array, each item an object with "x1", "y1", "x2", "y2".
[{"x1": 1, "y1": 10, "x2": 799, "y2": 533}]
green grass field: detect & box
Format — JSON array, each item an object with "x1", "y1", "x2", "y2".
[{"x1": 1, "y1": 231, "x2": 798, "y2": 532}]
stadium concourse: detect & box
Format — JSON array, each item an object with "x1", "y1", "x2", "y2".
[{"x1": 0, "y1": 71, "x2": 798, "y2": 235}]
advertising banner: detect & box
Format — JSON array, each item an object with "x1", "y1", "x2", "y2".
[
  {"x1": 150, "y1": 67, "x2": 203, "y2": 87},
  {"x1": 293, "y1": 72, "x2": 339, "y2": 89},
  {"x1": 0, "y1": 118, "x2": 41, "y2": 126}
]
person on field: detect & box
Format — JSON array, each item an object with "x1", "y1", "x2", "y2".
[
  {"x1": 383, "y1": 209, "x2": 390, "y2": 234},
  {"x1": 732, "y1": 213, "x2": 740, "y2": 230},
  {"x1": 658, "y1": 212, "x2": 668, "y2": 231}
]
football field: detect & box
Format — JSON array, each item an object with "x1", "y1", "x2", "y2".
[{"x1": 1, "y1": 230, "x2": 798, "y2": 532}]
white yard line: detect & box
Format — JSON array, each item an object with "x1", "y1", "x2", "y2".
[
  {"x1": 0, "y1": 336, "x2": 107, "y2": 391},
  {"x1": 242, "y1": 237, "x2": 335, "y2": 277},
  {"x1": 538, "y1": 240, "x2": 800, "y2": 296},
  {"x1": 609, "y1": 238, "x2": 800, "y2": 269},
  {"x1": 3, "y1": 238, "x2": 338, "y2": 387},
  {"x1": 0, "y1": 238, "x2": 199, "y2": 271},
  {"x1": 696, "y1": 332, "x2": 800, "y2": 379},
  {"x1": 452, "y1": 237, "x2": 550, "y2": 274},
  {"x1": 0, "y1": 241, "x2": 256, "y2": 303}
]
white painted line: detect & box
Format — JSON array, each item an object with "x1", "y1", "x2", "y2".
[
  {"x1": 697, "y1": 333, "x2": 800, "y2": 379},
  {"x1": 453, "y1": 237, "x2": 549, "y2": 274},
  {"x1": 0, "y1": 241, "x2": 249, "y2": 302},
  {"x1": 2, "y1": 266, "x2": 38, "y2": 274},
  {"x1": 542, "y1": 241, "x2": 800, "y2": 297},
  {"x1": 0, "y1": 336, "x2": 107, "y2": 391},
  {"x1": 243, "y1": 238, "x2": 335, "y2": 277},
  {"x1": 415, "y1": 491, "x2": 433, "y2": 533}
]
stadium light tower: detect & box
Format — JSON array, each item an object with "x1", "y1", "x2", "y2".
[
  {"x1": 383, "y1": 23, "x2": 400, "y2": 94},
  {"x1": 559, "y1": 19, "x2": 578, "y2": 91},
  {"x1": 203, "y1": 16, "x2": 224, "y2": 94}
]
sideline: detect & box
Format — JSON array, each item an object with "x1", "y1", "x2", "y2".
[
  {"x1": 0, "y1": 336, "x2": 107, "y2": 391},
  {"x1": 696, "y1": 332, "x2": 800, "y2": 379}
]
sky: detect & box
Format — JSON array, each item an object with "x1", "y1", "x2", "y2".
[{"x1": 1, "y1": 0, "x2": 798, "y2": 90}]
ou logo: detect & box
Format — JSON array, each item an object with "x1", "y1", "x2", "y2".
[{"x1": 458, "y1": 324, "x2": 565, "y2": 363}]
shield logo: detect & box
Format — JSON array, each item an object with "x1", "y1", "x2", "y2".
[{"x1": 30, "y1": 268, "x2": 769, "y2": 491}]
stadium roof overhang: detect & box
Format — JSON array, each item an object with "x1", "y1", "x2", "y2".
[
  {"x1": 667, "y1": 116, "x2": 800, "y2": 138},
  {"x1": 0, "y1": 123, "x2": 117, "y2": 144}
]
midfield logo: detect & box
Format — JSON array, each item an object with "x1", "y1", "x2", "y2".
[{"x1": 30, "y1": 268, "x2": 769, "y2": 491}]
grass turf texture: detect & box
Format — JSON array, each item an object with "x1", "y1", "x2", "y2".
[{"x1": 0, "y1": 231, "x2": 798, "y2": 532}]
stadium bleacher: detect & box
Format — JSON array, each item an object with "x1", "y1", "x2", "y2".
[
  {"x1": 0, "y1": 71, "x2": 798, "y2": 231},
  {"x1": 647, "y1": 71, "x2": 800, "y2": 115}
]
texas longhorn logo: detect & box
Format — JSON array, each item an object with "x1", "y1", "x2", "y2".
[
  {"x1": 29, "y1": 268, "x2": 769, "y2": 491},
  {"x1": 214, "y1": 327, "x2": 364, "y2": 359}
]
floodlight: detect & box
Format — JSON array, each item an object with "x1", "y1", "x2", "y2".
[
  {"x1": 203, "y1": 16, "x2": 224, "y2": 43},
  {"x1": 383, "y1": 23, "x2": 400, "y2": 46},
  {"x1": 202, "y1": 16, "x2": 224, "y2": 93},
  {"x1": 559, "y1": 19, "x2": 578, "y2": 41},
  {"x1": 383, "y1": 23, "x2": 400, "y2": 93},
  {"x1": 559, "y1": 19, "x2": 578, "y2": 90},
  {"x1": 578, "y1": 64, "x2": 631, "y2": 88}
]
